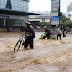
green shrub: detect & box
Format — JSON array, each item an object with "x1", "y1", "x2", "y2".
[{"x1": 66, "y1": 27, "x2": 71, "y2": 32}]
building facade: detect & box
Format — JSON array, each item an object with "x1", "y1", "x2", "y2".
[
  {"x1": 0, "y1": 0, "x2": 30, "y2": 32},
  {"x1": 67, "y1": 2, "x2": 72, "y2": 21},
  {"x1": 28, "y1": 16, "x2": 51, "y2": 28},
  {"x1": 29, "y1": 16, "x2": 51, "y2": 23},
  {"x1": 67, "y1": 2, "x2": 72, "y2": 13},
  {"x1": 0, "y1": 0, "x2": 30, "y2": 12}
]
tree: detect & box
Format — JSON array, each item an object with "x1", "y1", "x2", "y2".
[{"x1": 60, "y1": 15, "x2": 70, "y2": 27}]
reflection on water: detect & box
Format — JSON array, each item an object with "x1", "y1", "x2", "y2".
[{"x1": 0, "y1": 32, "x2": 72, "y2": 72}]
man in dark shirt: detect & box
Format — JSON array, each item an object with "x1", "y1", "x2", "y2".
[
  {"x1": 63, "y1": 28, "x2": 66, "y2": 37},
  {"x1": 24, "y1": 22, "x2": 35, "y2": 49},
  {"x1": 43, "y1": 26, "x2": 51, "y2": 39}
]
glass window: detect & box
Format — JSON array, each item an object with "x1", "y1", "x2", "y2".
[
  {"x1": 0, "y1": 18, "x2": 4, "y2": 26},
  {"x1": 4, "y1": 0, "x2": 7, "y2": 7},
  {"x1": 20, "y1": 1, "x2": 24, "y2": 8},
  {"x1": 14, "y1": 1, "x2": 18, "y2": 7},
  {"x1": 18, "y1": 1, "x2": 21, "y2": 7},
  {"x1": 18, "y1": 7, "x2": 21, "y2": 11},
  {"x1": 20, "y1": 8, "x2": 23, "y2": 11},
  {"x1": 14, "y1": 7, "x2": 18, "y2": 10},
  {"x1": 6, "y1": 19, "x2": 19, "y2": 26},
  {"x1": 0, "y1": 0, "x2": 29, "y2": 12},
  {"x1": 1, "y1": 0, "x2": 5, "y2": 5},
  {"x1": 0, "y1": 0, "x2": 1, "y2": 5},
  {"x1": 1, "y1": 5, "x2": 5, "y2": 8},
  {"x1": 11, "y1": 0, "x2": 15, "y2": 7},
  {"x1": 12, "y1": 6, "x2": 15, "y2": 10}
]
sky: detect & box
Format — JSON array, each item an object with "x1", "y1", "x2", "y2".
[{"x1": 29, "y1": 0, "x2": 72, "y2": 13}]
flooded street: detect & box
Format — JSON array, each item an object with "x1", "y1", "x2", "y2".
[{"x1": 0, "y1": 32, "x2": 72, "y2": 72}]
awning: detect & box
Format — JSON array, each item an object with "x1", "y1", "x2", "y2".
[{"x1": 0, "y1": 9, "x2": 41, "y2": 16}]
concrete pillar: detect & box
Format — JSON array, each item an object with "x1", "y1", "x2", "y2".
[{"x1": 4, "y1": 18, "x2": 6, "y2": 26}]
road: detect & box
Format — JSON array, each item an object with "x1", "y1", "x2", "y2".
[{"x1": 0, "y1": 32, "x2": 72, "y2": 72}]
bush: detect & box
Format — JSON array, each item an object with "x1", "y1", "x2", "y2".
[
  {"x1": 66, "y1": 27, "x2": 71, "y2": 32},
  {"x1": 40, "y1": 22, "x2": 51, "y2": 28}
]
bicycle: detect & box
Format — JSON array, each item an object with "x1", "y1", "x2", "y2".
[{"x1": 14, "y1": 33, "x2": 25, "y2": 51}]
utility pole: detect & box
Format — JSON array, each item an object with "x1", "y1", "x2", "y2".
[
  {"x1": 59, "y1": 0, "x2": 60, "y2": 12},
  {"x1": 59, "y1": 0, "x2": 61, "y2": 27}
]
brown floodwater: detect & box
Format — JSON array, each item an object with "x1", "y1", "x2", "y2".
[{"x1": 0, "y1": 32, "x2": 72, "y2": 72}]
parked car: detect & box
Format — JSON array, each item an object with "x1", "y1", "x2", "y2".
[{"x1": 36, "y1": 26, "x2": 40, "y2": 29}]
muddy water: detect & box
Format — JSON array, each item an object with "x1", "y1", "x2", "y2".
[{"x1": 0, "y1": 32, "x2": 72, "y2": 72}]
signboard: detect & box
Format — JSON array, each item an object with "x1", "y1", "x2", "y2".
[
  {"x1": 51, "y1": 16, "x2": 59, "y2": 20},
  {"x1": 51, "y1": 0, "x2": 60, "y2": 25},
  {"x1": 51, "y1": 12, "x2": 58, "y2": 16},
  {"x1": 51, "y1": 11, "x2": 58, "y2": 12},
  {"x1": 51, "y1": 4, "x2": 59, "y2": 8},
  {"x1": 0, "y1": 15, "x2": 8, "y2": 18},
  {"x1": 51, "y1": 21, "x2": 59, "y2": 25},
  {"x1": 51, "y1": 8, "x2": 58, "y2": 11},
  {"x1": 51, "y1": 0, "x2": 59, "y2": 2},
  {"x1": 51, "y1": 0, "x2": 59, "y2": 12},
  {"x1": 22, "y1": 0, "x2": 30, "y2": 2},
  {"x1": 51, "y1": 5, "x2": 59, "y2": 12},
  {"x1": 51, "y1": 0, "x2": 55, "y2": 1}
]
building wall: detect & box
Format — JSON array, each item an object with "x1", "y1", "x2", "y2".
[
  {"x1": 67, "y1": 11, "x2": 72, "y2": 21},
  {"x1": 45, "y1": 19, "x2": 50, "y2": 22},
  {"x1": 67, "y1": 2, "x2": 72, "y2": 13},
  {"x1": 0, "y1": 14, "x2": 28, "y2": 32},
  {"x1": 67, "y1": 2, "x2": 72, "y2": 21},
  {"x1": 28, "y1": 18, "x2": 50, "y2": 22},
  {"x1": 0, "y1": 14, "x2": 28, "y2": 26},
  {"x1": 29, "y1": 19, "x2": 42, "y2": 22}
]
